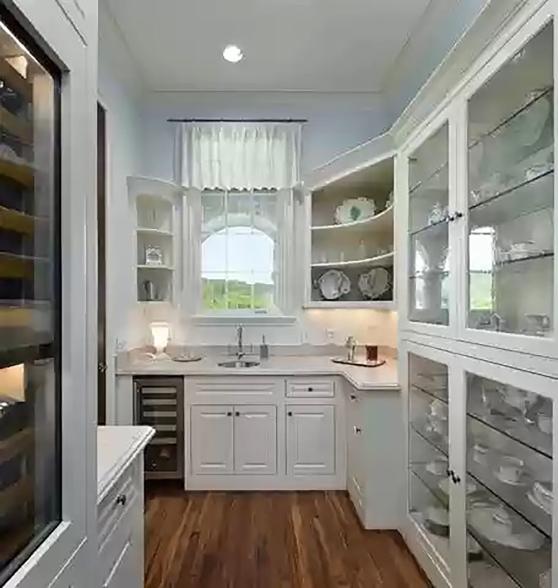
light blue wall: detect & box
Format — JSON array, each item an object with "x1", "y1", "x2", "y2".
[{"x1": 385, "y1": 0, "x2": 489, "y2": 122}]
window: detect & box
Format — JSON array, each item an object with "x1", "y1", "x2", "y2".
[
  {"x1": 200, "y1": 189, "x2": 291, "y2": 315},
  {"x1": 469, "y1": 227, "x2": 495, "y2": 310}
]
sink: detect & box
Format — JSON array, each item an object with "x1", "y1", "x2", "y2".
[{"x1": 218, "y1": 359, "x2": 261, "y2": 368}]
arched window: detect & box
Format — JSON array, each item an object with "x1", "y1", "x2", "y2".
[{"x1": 200, "y1": 190, "x2": 283, "y2": 312}]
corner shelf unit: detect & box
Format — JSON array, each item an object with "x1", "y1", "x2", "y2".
[
  {"x1": 307, "y1": 152, "x2": 395, "y2": 307},
  {"x1": 128, "y1": 176, "x2": 182, "y2": 304}
]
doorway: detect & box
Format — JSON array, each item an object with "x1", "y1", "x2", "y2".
[{"x1": 97, "y1": 102, "x2": 107, "y2": 424}]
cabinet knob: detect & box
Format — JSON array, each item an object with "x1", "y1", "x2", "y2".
[
  {"x1": 308, "y1": 387, "x2": 314, "y2": 392},
  {"x1": 235, "y1": 411, "x2": 240, "y2": 417},
  {"x1": 350, "y1": 394, "x2": 357, "y2": 401},
  {"x1": 354, "y1": 426, "x2": 362, "y2": 434},
  {"x1": 116, "y1": 494, "x2": 127, "y2": 507},
  {"x1": 287, "y1": 411, "x2": 293, "y2": 417},
  {"x1": 227, "y1": 411, "x2": 233, "y2": 417}
]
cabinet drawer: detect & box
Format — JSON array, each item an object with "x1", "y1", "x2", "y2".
[
  {"x1": 286, "y1": 378, "x2": 335, "y2": 398},
  {"x1": 189, "y1": 377, "x2": 282, "y2": 403},
  {"x1": 97, "y1": 462, "x2": 140, "y2": 552}
]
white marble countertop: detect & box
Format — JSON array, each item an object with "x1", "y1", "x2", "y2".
[
  {"x1": 116, "y1": 353, "x2": 399, "y2": 391},
  {"x1": 97, "y1": 425, "x2": 154, "y2": 503}
]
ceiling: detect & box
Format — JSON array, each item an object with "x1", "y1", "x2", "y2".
[{"x1": 104, "y1": 0, "x2": 432, "y2": 92}]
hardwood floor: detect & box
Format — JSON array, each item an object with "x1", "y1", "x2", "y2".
[{"x1": 144, "y1": 483, "x2": 430, "y2": 588}]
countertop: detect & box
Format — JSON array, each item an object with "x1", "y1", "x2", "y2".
[
  {"x1": 97, "y1": 425, "x2": 154, "y2": 503},
  {"x1": 116, "y1": 353, "x2": 399, "y2": 391}
]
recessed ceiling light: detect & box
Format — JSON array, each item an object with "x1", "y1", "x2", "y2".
[{"x1": 223, "y1": 44, "x2": 243, "y2": 63}]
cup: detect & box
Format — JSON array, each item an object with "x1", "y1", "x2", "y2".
[
  {"x1": 538, "y1": 412, "x2": 552, "y2": 435},
  {"x1": 473, "y1": 442, "x2": 489, "y2": 465},
  {"x1": 533, "y1": 481, "x2": 553, "y2": 511},
  {"x1": 498, "y1": 456, "x2": 525, "y2": 483},
  {"x1": 429, "y1": 399, "x2": 448, "y2": 420},
  {"x1": 365, "y1": 345, "x2": 378, "y2": 362},
  {"x1": 491, "y1": 507, "x2": 513, "y2": 534}
]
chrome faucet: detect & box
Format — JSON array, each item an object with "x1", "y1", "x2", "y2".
[{"x1": 236, "y1": 325, "x2": 244, "y2": 359}]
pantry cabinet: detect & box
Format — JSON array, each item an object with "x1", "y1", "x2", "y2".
[
  {"x1": 286, "y1": 405, "x2": 335, "y2": 475},
  {"x1": 398, "y1": 1, "x2": 558, "y2": 361},
  {"x1": 402, "y1": 341, "x2": 556, "y2": 588}
]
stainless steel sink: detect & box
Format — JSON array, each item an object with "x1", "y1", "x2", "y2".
[{"x1": 217, "y1": 359, "x2": 261, "y2": 368}]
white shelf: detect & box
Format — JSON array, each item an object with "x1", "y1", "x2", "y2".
[
  {"x1": 136, "y1": 227, "x2": 173, "y2": 237},
  {"x1": 304, "y1": 300, "x2": 395, "y2": 309},
  {"x1": 137, "y1": 264, "x2": 174, "y2": 271},
  {"x1": 311, "y1": 204, "x2": 393, "y2": 233},
  {"x1": 311, "y1": 251, "x2": 394, "y2": 269}
]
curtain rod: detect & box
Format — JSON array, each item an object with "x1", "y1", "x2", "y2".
[{"x1": 168, "y1": 118, "x2": 307, "y2": 123}]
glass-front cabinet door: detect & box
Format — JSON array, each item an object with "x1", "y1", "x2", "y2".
[
  {"x1": 465, "y1": 18, "x2": 555, "y2": 352},
  {"x1": 407, "y1": 352, "x2": 453, "y2": 581},
  {"x1": 407, "y1": 121, "x2": 452, "y2": 330},
  {"x1": 463, "y1": 363, "x2": 553, "y2": 587}
]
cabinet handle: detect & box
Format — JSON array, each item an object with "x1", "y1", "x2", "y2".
[
  {"x1": 116, "y1": 494, "x2": 127, "y2": 507},
  {"x1": 235, "y1": 411, "x2": 240, "y2": 417},
  {"x1": 354, "y1": 426, "x2": 362, "y2": 434},
  {"x1": 287, "y1": 411, "x2": 293, "y2": 417},
  {"x1": 454, "y1": 211, "x2": 464, "y2": 219},
  {"x1": 350, "y1": 394, "x2": 357, "y2": 401},
  {"x1": 227, "y1": 411, "x2": 233, "y2": 417},
  {"x1": 452, "y1": 472, "x2": 461, "y2": 485}
]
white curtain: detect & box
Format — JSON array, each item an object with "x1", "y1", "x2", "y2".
[{"x1": 175, "y1": 122, "x2": 302, "y2": 190}]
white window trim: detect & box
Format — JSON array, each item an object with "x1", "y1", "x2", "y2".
[{"x1": 182, "y1": 188, "x2": 298, "y2": 321}]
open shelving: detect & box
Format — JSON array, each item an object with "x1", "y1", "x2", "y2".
[
  {"x1": 129, "y1": 176, "x2": 181, "y2": 304},
  {"x1": 308, "y1": 155, "x2": 395, "y2": 306}
]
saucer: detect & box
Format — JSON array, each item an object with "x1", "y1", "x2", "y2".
[{"x1": 494, "y1": 469, "x2": 531, "y2": 487}]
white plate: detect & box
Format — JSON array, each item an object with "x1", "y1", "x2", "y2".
[
  {"x1": 358, "y1": 267, "x2": 390, "y2": 299},
  {"x1": 469, "y1": 504, "x2": 544, "y2": 550},
  {"x1": 334, "y1": 197, "x2": 376, "y2": 224},
  {"x1": 317, "y1": 269, "x2": 351, "y2": 300}
]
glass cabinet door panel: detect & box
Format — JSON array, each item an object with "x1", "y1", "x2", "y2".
[
  {"x1": 408, "y1": 123, "x2": 450, "y2": 326},
  {"x1": 408, "y1": 354, "x2": 450, "y2": 567},
  {"x1": 466, "y1": 373, "x2": 552, "y2": 587},
  {"x1": 0, "y1": 12, "x2": 61, "y2": 585},
  {"x1": 467, "y1": 22, "x2": 554, "y2": 337}
]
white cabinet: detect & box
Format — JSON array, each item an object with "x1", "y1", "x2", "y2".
[
  {"x1": 398, "y1": 4, "x2": 558, "y2": 361},
  {"x1": 102, "y1": 541, "x2": 136, "y2": 588},
  {"x1": 345, "y1": 386, "x2": 404, "y2": 530},
  {"x1": 191, "y1": 406, "x2": 234, "y2": 475},
  {"x1": 234, "y1": 406, "x2": 277, "y2": 475},
  {"x1": 191, "y1": 405, "x2": 277, "y2": 475},
  {"x1": 403, "y1": 341, "x2": 555, "y2": 588},
  {"x1": 347, "y1": 391, "x2": 366, "y2": 512},
  {"x1": 286, "y1": 405, "x2": 335, "y2": 475}
]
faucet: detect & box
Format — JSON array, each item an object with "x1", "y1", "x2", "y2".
[{"x1": 236, "y1": 325, "x2": 244, "y2": 359}]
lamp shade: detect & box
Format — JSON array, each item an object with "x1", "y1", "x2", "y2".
[{"x1": 150, "y1": 322, "x2": 170, "y2": 354}]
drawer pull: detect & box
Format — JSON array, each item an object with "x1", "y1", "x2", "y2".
[
  {"x1": 354, "y1": 426, "x2": 362, "y2": 435},
  {"x1": 308, "y1": 387, "x2": 314, "y2": 392},
  {"x1": 235, "y1": 411, "x2": 240, "y2": 417},
  {"x1": 227, "y1": 411, "x2": 233, "y2": 417},
  {"x1": 350, "y1": 394, "x2": 357, "y2": 401},
  {"x1": 287, "y1": 411, "x2": 293, "y2": 417},
  {"x1": 116, "y1": 494, "x2": 127, "y2": 507}
]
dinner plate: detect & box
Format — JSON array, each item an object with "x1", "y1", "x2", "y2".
[
  {"x1": 317, "y1": 269, "x2": 351, "y2": 300},
  {"x1": 358, "y1": 267, "x2": 390, "y2": 299}
]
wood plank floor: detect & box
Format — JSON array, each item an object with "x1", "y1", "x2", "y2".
[{"x1": 145, "y1": 483, "x2": 430, "y2": 588}]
